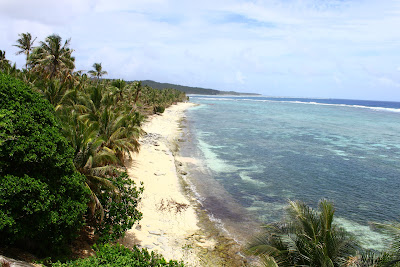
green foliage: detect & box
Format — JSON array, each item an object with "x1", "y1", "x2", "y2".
[
  {"x1": 248, "y1": 199, "x2": 358, "y2": 267},
  {"x1": 136, "y1": 85, "x2": 186, "y2": 115},
  {"x1": 346, "y1": 250, "x2": 393, "y2": 267},
  {"x1": 1, "y1": 34, "x2": 188, "y2": 258},
  {"x1": 13, "y1": 32, "x2": 36, "y2": 69},
  {"x1": 29, "y1": 34, "x2": 75, "y2": 80},
  {"x1": 96, "y1": 172, "x2": 143, "y2": 243},
  {"x1": 142, "y1": 80, "x2": 222, "y2": 95},
  {"x1": 153, "y1": 105, "x2": 166, "y2": 113},
  {"x1": 0, "y1": 50, "x2": 12, "y2": 73},
  {"x1": 142, "y1": 80, "x2": 260, "y2": 95},
  {"x1": 0, "y1": 109, "x2": 14, "y2": 146},
  {"x1": 88, "y1": 62, "x2": 107, "y2": 80},
  {"x1": 0, "y1": 73, "x2": 89, "y2": 254},
  {"x1": 52, "y1": 243, "x2": 185, "y2": 267},
  {"x1": 58, "y1": 82, "x2": 144, "y2": 225}
]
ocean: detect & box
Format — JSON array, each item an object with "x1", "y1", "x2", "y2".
[{"x1": 179, "y1": 96, "x2": 400, "y2": 250}]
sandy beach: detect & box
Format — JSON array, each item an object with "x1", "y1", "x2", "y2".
[{"x1": 120, "y1": 102, "x2": 212, "y2": 266}]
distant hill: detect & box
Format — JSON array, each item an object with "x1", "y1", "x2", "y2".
[{"x1": 141, "y1": 80, "x2": 260, "y2": 96}]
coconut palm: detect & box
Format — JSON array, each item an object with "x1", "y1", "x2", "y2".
[
  {"x1": 248, "y1": 199, "x2": 358, "y2": 266},
  {"x1": 40, "y1": 79, "x2": 68, "y2": 109},
  {"x1": 0, "y1": 50, "x2": 10, "y2": 71},
  {"x1": 29, "y1": 34, "x2": 75, "y2": 80},
  {"x1": 133, "y1": 81, "x2": 142, "y2": 105},
  {"x1": 111, "y1": 79, "x2": 126, "y2": 102},
  {"x1": 79, "y1": 85, "x2": 114, "y2": 125},
  {"x1": 88, "y1": 62, "x2": 107, "y2": 81},
  {"x1": 78, "y1": 84, "x2": 142, "y2": 162},
  {"x1": 0, "y1": 51, "x2": 17, "y2": 76},
  {"x1": 61, "y1": 110, "x2": 119, "y2": 221},
  {"x1": 0, "y1": 50, "x2": 7, "y2": 62},
  {"x1": 13, "y1": 32, "x2": 36, "y2": 69},
  {"x1": 98, "y1": 107, "x2": 142, "y2": 162}
]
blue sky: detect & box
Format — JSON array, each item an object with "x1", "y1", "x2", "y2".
[{"x1": 1, "y1": 0, "x2": 400, "y2": 101}]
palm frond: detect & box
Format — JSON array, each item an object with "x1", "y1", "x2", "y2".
[
  {"x1": 86, "y1": 183, "x2": 105, "y2": 222},
  {"x1": 248, "y1": 199, "x2": 358, "y2": 267}
]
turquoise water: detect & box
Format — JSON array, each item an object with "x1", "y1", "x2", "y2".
[{"x1": 180, "y1": 96, "x2": 400, "y2": 250}]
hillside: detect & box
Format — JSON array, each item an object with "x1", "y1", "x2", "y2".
[{"x1": 142, "y1": 80, "x2": 260, "y2": 96}]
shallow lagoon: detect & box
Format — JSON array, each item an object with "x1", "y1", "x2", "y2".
[{"x1": 181, "y1": 96, "x2": 400, "y2": 250}]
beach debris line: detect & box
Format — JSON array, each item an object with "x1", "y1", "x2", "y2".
[
  {"x1": 158, "y1": 198, "x2": 189, "y2": 214},
  {"x1": 140, "y1": 132, "x2": 163, "y2": 146}
]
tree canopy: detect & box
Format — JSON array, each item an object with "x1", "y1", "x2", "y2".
[
  {"x1": 29, "y1": 34, "x2": 75, "y2": 80},
  {"x1": 0, "y1": 32, "x2": 186, "y2": 263},
  {"x1": 13, "y1": 32, "x2": 36, "y2": 69},
  {"x1": 0, "y1": 73, "x2": 89, "y2": 254}
]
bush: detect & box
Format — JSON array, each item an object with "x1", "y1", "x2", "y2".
[
  {"x1": 153, "y1": 105, "x2": 165, "y2": 114},
  {"x1": 96, "y1": 172, "x2": 143, "y2": 243},
  {"x1": 52, "y1": 243, "x2": 185, "y2": 267},
  {"x1": 0, "y1": 73, "x2": 89, "y2": 254}
]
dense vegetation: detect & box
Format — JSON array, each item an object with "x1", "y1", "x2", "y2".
[
  {"x1": 142, "y1": 80, "x2": 260, "y2": 95},
  {"x1": 0, "y1": 73, "x2": 89, "y2": 254},
  {"x1": 0, "y1": 32, "x2": 187, "y2": 264},
  {"x1": 52, "y1": 243, "x2": 184, "y2": 267}
]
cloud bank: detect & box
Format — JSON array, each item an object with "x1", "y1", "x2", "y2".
[{"x1": 1, "y1": 0, "x2": 399, "y2": 100}]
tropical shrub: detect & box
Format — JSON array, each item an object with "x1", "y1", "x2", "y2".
[
  {"x1": 153, "y1": 105, "x2": 165, "y2": 113},
  {"x1": 52, "y1": 243, "x2": 185, "y2": 267},
  {"x1": 0, "y1": 73, "x2": 89, "y2": 254},
  {"x1": 96, "y1": 172, "x2": 143, "y2": 243}
]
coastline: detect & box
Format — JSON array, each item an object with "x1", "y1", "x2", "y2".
[
  {"x1": 120, "y1": 102, "x2": 202, "y2": 265},
  {"x1": 120, "y1": 102, "x2": 248, "y2": 266}
]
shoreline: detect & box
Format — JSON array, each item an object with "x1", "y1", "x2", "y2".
[
  {"x1": 120, "y1": 102, "x2": 202, "y2": 265},
  {"x1": 120, "y1": 102, "x2": 248, "y2": 266}
]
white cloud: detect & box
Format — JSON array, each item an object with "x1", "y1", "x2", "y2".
[
  {"x1": 1, "y1": 0, "x2": 400, "y2": 100},
  {"x1": 377, "y1": 77, "x2": 400, "y2": 88},
  {"x1": 236, "y1": 71, "x2": 245, "y2": 84},
  {"x1": 0, "y1": 0, "x2": 95, "y2": 25}
]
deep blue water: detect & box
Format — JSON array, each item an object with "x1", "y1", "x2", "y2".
[{"x1": 181, "y1": 96, "x2": 400, "y2": 249}]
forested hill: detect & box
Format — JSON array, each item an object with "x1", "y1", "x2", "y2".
[{"x1": 142, "y1": 80, "x2": 260, "y2": 95}]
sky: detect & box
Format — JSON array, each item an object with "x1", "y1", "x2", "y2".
[{"x1": 0, "y1": 0, "x2": 400, "y2": 101}]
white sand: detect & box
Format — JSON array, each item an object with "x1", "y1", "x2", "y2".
[{"x1": 120, "y1": 102, "x2": 212, "y2": 266}]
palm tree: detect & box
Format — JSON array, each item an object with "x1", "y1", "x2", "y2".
[
  {"x1": 80, "y1": 85, "x2": 112, "y2": 123},
  {"x1": 60, "y1": 110, "x2": 119, "y2": 222},
  {"x1": 78, "y1": 84, "x2": 142, "y2": 161},
  {"x1": 133, "y1": 81, "x2": 142, "y2": 105},
  {"x1": 0, "y1": 50, "x2": 7, "y2": 62},
  {"x1": 88, "y1": 62, "x2": 107, "y2": 81},
  {"x1": 40, "y1": 79, "x2": 68, "y2": 109},
  {"x1": 111, "y1": 79, "x2": 126, "y2": 102},
  {"x1": 13, "y1": 32, "x2": 36, "y2": 69},
  {"x1": 248, "y1": 199, "x2": 358, "y2": 266},
  {"x1": 29, "y1": 34, "x2": 75, "y2": 80},
  {"x1": 97, "y1": 107, "x2": 141, "y2": 162},
  {"x1": 0, "y1": 50, "x2": 10, "y2": 71}
]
